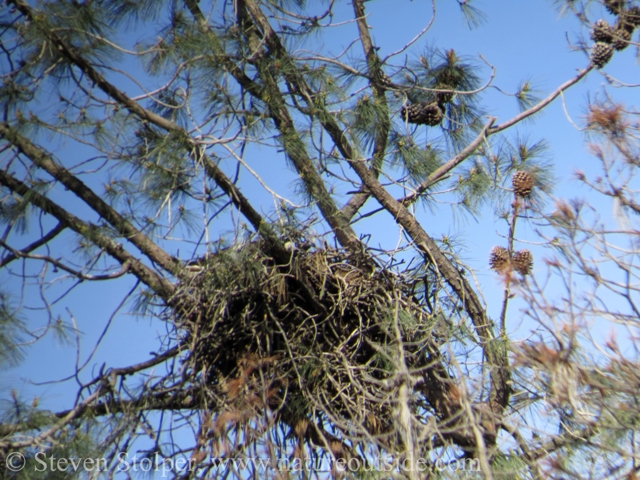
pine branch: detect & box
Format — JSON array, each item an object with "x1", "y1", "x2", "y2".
[
  {"x1": 489, "y1": 66, "x2": 592, "y2": 134},
  {"x1": 229, "y1": 1, "x2": 373, "y2": 243},
  {"x1": 338, "y1": 0, "x2": 391, "y2": 221},
  {"x1": 400, "y1": 117, "x2": 496, "y2": 205},
  {"x1": 0, "y1": 170, "x2": 175, "y2": 298},
  {"x1": 234, "y1": 0, "x2": 366, "y2": 259},
  {"x1": 0, "y1": 238, "x2": 131, "y2": 280},
  {"x1": 396, "y1": 67, "x2": 591, "y2": 207},
  {"x1": 0, "y1": 345, "x2": 182, "y2": 446},
  {"x1": 0, "y1": 383, "x2": 106, "y2": 450},
  {"x1": 6, "y1": 0, "x2": 295, "y2": 271},
  {"x1": 0, "y1": 122, "x2": 181, "y2": 277},
  {"x1": 8, "y1": 0, "x2": 180, "y2": 134}
]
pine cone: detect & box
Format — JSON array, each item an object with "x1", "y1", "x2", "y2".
[
  {"x1": 591, "y1": 42, "x2": 614, "y2": 69},
  {"x1": 401, "y1": 102, "x2": 444, "y2": 126},
  {"x1": 625, "y1": 6, "x2": 640, "y2": 26},
  {"x1": 401, "y1": 103, "x2": 423, "y2": 124},
  {"x1": 611, "y1": 25, "x2": 632, "y2": 50},
  {"x1": 421, "y1": 102, "x2": 444, "y2": 126},
  {"x1": 489, "y1": 246, "x2": 510, "y2": 273},
  {"x1": 513, "y1": 250, "x2": 533, "y2": 276},
  {"x1": 591, "y1": 19, "x2": 613, "y2": 43},
  {"x1": 618, "y1": 16, "x2": 637, "y2": 32},
  {"x1": 378, "y1": 73, "x2": 395, "y2": 88},
  {"x1": 512, "y1": 171, "x2": 534, "y2": 198},
  {"x1": 435, "y1": 84, "x2": 455, "y2": 104},
  {"x1": 604, "y1": 0, "x2": 626, "y2": 15}
]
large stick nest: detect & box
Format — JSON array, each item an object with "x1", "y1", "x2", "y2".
[{"x1": 172, "y1": 240, "x2": 444, "y2": 448}]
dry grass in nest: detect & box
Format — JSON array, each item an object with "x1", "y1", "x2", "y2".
[{"x1": 170, "y1": 241, "x2": 439, "y2": 444}]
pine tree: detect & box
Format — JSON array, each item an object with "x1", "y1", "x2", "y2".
[{"x1": 0, "y1": 1, "x2": 638, "y2": 478}]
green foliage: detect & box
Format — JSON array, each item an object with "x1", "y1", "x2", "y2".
[
  {"x1": 456, "y1": 158, "x2": 491, "y2": 212},
  {"x1": 149, "y1": 88, "x2": 189, "y2": 127},
  {"x1": 3, "y1": 1, "x2": 118, "y2": 86},
  {"x1": 0, "y1": 192, "x2": 32, "y2": 235},
  {"x1": 352, "y1": 94, "x2": 391, "y2": 153},
  {"x1": 388, "y1": 133, "x2": 441, "y2": 183},
  {"x1": 100, "y1": 0, "x2": 166, "y2": 28},
  {"x1": 404, "y1": 48, "x2": 486, "y2": 150},
  {"x1": 503, "y1": 136, "x2": 555, "y2": 199},
  {"x1": 0, "y1": 292, "x2": 25, "y2": 367},
  {"x1": 17, "y1": 425, "x2": 101, "y2": 480},
  {"x1": 1, "y1": 393, "x2": 102, "y2": 480},
  {"x1": 468, "y1": 135, "x2": 554, "y2": 211},
  {"x1": 490, "y1": 452, "x2": 528, "y2": 479},
  {"x1": 124, "y1": 126, "x2": 199, "y2": 215},
  {"x1": 515, "y1": 80, "x2": 543, "y2": 113},
  {"x1": 457, "y1": 0, "x2": 488, "y2": 29}
]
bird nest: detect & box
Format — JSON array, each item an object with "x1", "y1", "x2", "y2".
[{"x1": 171, "y1": 241, "x2": 439, "y2": 447}]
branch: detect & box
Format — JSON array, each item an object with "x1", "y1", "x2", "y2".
[
  {"x1": 9, "y1": 0, "x2": 180, "y2": 134},
  {"x1": 0, "y1": 122, "x2": 180, "y2": 277},
  {"x1": 0, "y1": 384, "x2": 106, "y2": 450},
  {"x1": 489, "y1": 66, "x2": 592, "y2": 134},
  {"x1": 8, "y1": 0, "x2": 295, "y2": 270},
  {"x1": 234, "y1": 0, "x2": 366, "y2": 258},
  {"x1": 523, "y1": 424, "x2": 599, "y2": 464},
  {"x1": 0, "y1": 238, "x2": 131, "y2": 280},
  {"x1": 339, "y1": 146, "x2": 512, "y2": 411},
  {"x1": 0, "y1": 170, "x2": 175, "y2": 298},
  {"x1": 395, "y1": 67, "x2": 591, "y2": 207},
  {"x1": 338, "y1": 0, "x2": 391, "y2": 221},
  {"x1": 400, "y1": 117, "x2": 496, "y2": 205},
  {"x1": 5, "y1": 4, "x2": 331, "y2": 324},
  {"x1": 0, "y1": 345, "x2": 183, "y2": 444},
  {"x1": 0, "y1": 222, "x2": 65, "y2": 269}
]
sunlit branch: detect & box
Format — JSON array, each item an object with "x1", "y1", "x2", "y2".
[
  {"x1": 489, "y1": 66, "x2": 592, "y2": 133},
  {"x1": 400, "y1": 117, "x2": 496, "y2": 205}
]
